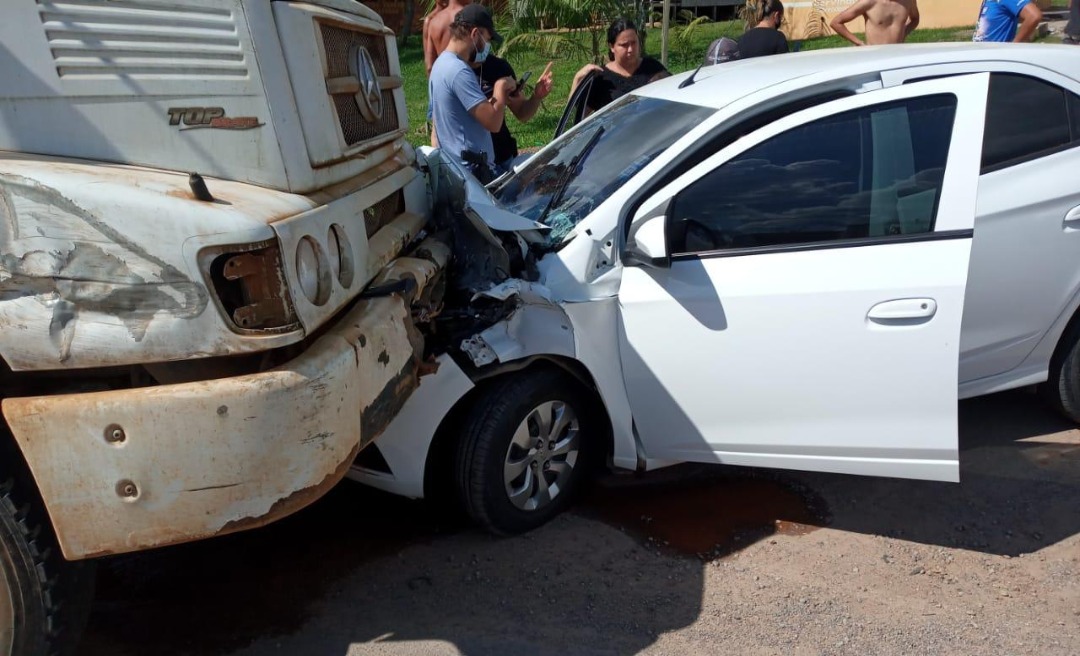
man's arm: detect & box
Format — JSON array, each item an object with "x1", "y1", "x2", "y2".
[
  {"x1": 1014, "y1": 2, "x2": 1043, "y2": 42},
  {"x1": 905, "y1": 1, "x2": 921, "y2": 37},
  {"x1": 830, "y1": 0, "x2": 875, "y2": 46},
  {"x1": 507, "y1": 62, "x2": 553, "y2": 124},
  {"x1": 470, "y1": 77, "x2": 513, "y2": 132},
  {"x1": 424, "y1": 23, "x2": 445, "y2": 77},
  {"x1": 422, "y1": 17, "x2": 435, "y2": 76}
]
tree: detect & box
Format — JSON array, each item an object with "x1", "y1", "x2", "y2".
[
  {"x1": 400, "y1": 0, "x2": 417, "y2": 44},
  {"x1": 501, "y1": 0, "x2": 625, "y2": 64}
]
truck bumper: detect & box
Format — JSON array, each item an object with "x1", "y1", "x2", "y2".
[{"x1": 2, "y1": 295, "x2": 422, "y2": 560}]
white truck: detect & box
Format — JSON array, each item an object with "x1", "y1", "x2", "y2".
[{"x1": 0, "y1": 1, "x2": 457, "y2": 652}]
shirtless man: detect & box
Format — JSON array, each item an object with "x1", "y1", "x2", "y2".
[
  {"x1": 425, "y1": 0, "x2": 470, "y2": 77},
  {"x1": 830, "y1": 0, "x2": 920, "y2": 46},
  {"x1": 422, "y1": 0, "x2": 449, "y2": 75}
]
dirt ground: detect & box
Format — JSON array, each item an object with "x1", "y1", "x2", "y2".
[{"x1": 78, "y1": 388, "x2": 1079, "y2": 655}]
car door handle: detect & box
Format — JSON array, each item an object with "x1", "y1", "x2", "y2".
[
  {"x1": 1064, "y1": 206, "x2": 1080, "y2": 231},
  {"x1": 868, "y1": 298, "x2": 938, "y2": 325}
]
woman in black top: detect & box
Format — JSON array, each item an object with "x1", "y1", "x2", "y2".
[
  {"x1": 570, "y1": 18, "x2": 670, "y2": 115},
  {"x1": 737, "y1": 0, "x2": 789, "y2": 59}
]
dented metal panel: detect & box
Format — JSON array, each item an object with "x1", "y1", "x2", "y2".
[
  {"x1": 461, "y1": 281, "x2": 576, "y2": 367},
  {"x1": 0, "y1": 152, "x2": 430, "y2": 370},
  {"x1": 1, "y1": 294, "x2": 422, "y2": 560},
  {"x1": 0, "y1": 155, "x2": 319, "y2": 370}
]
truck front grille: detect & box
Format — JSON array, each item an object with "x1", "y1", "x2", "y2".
[
  {"x1": 320, "y1": 23, "x2": 400, "y2": 146},
  {"x1": 364, "y1": 189, "x2": 406, "y2": 238}
]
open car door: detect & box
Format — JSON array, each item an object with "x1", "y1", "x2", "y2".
[
  {"x1": 553, "y1": 70, "x2": 596, "y2": 139},
  {"x1": 617, "y1": 74, "x2": 990, "y2": 482}
]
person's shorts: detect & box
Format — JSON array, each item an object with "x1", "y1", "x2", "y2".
[{"x1": 427, "y1": 98, "x2": 433, "y2": 121}]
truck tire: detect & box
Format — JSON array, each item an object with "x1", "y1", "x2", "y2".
[
  {"x1": 0, "y1": 475, "x2": 95, "y2": 656},
  {"x1": 1041, "y1": 320, "x2": 1080, "y2": 423},
  {"x1": 454, "y1": 367, "x2": 602, "y2": 535}
]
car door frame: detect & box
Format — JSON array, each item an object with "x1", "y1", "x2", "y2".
[
  {"x1": 615, "y1": 73, "x2": 991, "y2": 481},
  {"x1": 881, "y1": 62, "x2": 1080, "y2": 398}
]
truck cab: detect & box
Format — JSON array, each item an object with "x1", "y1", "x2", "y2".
[{"x1": 0, "y1": 1, "x2": 444, "y2": 652}]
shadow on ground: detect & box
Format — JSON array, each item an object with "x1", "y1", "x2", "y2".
[
  {"x1": 77, "y1": 389, "x2": 1080, "y2": 655},
  {"x1": 793, "y1": 387, "x2": 1080, "y2": 556}
]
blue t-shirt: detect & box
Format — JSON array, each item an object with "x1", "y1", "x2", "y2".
[
  {"x1": 429, "y1": 51, "x2": 494, "y2": 169},
  {"x1": 973, "y1": 0, "x2": 1031, "y2": 43}
]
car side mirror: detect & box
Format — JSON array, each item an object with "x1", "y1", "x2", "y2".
[{"x1": 623, "y1": 200, "x2": 671, "y2": 269}]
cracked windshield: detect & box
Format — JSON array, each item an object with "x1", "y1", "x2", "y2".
[{"x1": 491, "y1": 95, "x2": 714, "y2": 243}]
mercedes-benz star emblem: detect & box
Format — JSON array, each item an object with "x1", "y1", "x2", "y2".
[{"x1": 348, "y1": 45, "x2": 383, "y2": 123}]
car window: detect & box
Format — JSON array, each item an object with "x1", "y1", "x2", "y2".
[
  {"x1": 668, "y1": 94, "x2": 957, "y2": 256},
  {"x1": 982, "y1": 74, "x2": 1076, "y2": 172}
]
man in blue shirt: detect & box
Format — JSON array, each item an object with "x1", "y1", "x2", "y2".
[
  {"x1": 429, "y1": 4, "x2": 514, "y2": 182},
  {"x1": 973, "y1": 0, "x2": 1043, "y2": 43}
]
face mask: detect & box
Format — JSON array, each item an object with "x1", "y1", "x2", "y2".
[{"x1": 472, "y1": 36, "x2": 491, "y2": 64}]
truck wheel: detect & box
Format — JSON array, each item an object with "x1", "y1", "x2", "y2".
[
  {"x1": 0, "y1": 475, "x2": 94, "y2": 656},
  {"x1": 454, "y1": 368, "x2": 601, "y2": 535}
]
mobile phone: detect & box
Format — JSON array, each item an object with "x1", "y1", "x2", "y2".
[{"x1": 513, "y1": 71, "x2": 532, "y2": 95}]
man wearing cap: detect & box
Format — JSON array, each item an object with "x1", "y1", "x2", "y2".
[{"x1": 429, "y1": 4, "x2": 515, "y2": 182}]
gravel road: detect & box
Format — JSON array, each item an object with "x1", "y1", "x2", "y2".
[{"x1": 79, "y1": 388, "x2": 1079, "y2": 655}]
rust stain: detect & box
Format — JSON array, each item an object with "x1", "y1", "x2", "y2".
[
  {"x1": 160, "y1": 189, "x2": 309, "y2": 223},
  {"x1": 217, "y1": 439, "x2": 362, "y2": 536},
  {"x1": 359, "y1": 359, "x2": 420, "y2": 446}
]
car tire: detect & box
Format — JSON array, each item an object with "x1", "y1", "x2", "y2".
[
  {"x1": 0, "y1": 474, "x2": 95, "y2": 656},
  {"x1": 1041, "y1": 322, "x2": 1080, "y2": 423},
  {"x1": 454, "y1": 367, "x2": 602, "y2": 535}
]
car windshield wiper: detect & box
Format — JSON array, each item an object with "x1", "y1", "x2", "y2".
[{"x1": 537, "y1": 125, "x2": 606, "y2": 227}]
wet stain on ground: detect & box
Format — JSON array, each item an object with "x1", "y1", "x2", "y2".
[
  {"x1": 579, "y1": 466, "x2": 829, "y2": 560},
  {"x1": 78, "y1": 484, "x2": 456, "y2": 656}
]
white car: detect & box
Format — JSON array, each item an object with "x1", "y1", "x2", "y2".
[{"x1": 350, "y1": 43, "x2": 1080, "y2": 534}]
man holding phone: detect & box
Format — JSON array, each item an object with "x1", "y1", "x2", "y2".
[{"x1": 473, "y1": 57, "x2": 554, "y2": 174}]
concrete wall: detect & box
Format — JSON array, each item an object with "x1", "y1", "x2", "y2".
[{"x1": 782, "y1": 0, "x2": 1007, "y2": 41}]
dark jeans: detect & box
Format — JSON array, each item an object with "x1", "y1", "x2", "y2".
[
  {"x1": 1069, "y1": 0, "x2": 1080, "y2": 38},
  {"x1": 461, "y1": 150, "x2": 496, "y2": 184}
]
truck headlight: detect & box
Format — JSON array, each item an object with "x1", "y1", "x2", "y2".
[
  {"x1": 201, "y1": 241, "x2": 300, "y2": 333},
  {"x1": 328, "y1": 224, "x2": 354, "y2": 288},
  {"x1": 295, "y1": 236, "x2": 330, "y2": 306}
]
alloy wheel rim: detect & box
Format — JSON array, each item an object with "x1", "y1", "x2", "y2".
[{"x1": 503, "y1": 400, "x2": 581, "y2": 512}]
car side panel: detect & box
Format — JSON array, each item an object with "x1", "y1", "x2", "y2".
[{"x1": 959, "y1": 146, "x2": 1080, "y2": 384}]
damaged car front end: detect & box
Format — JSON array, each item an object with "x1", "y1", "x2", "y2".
[{"x1": 349, "y1": 94, "x2": 715, "y2": 528}]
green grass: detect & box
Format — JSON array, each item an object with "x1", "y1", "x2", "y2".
[{"x1": 400, "y1": 21, "x2": 1001, "y2": 149}]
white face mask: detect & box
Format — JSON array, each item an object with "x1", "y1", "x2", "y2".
[{"x1": 473, "y1": 35, "x2": 491, "y2": 64}]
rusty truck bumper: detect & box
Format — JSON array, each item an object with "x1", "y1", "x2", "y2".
[{"x1": 2, "y1": 294, "x2": 421, "y2": 560}]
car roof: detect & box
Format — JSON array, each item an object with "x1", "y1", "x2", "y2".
[{"x1": 636, "y1": 43, "x2": 1080, "y2": 109}]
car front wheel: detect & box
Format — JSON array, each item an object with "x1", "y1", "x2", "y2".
[{"x1": 454, "y1": 367, "x2": 601, "y2": 535}]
